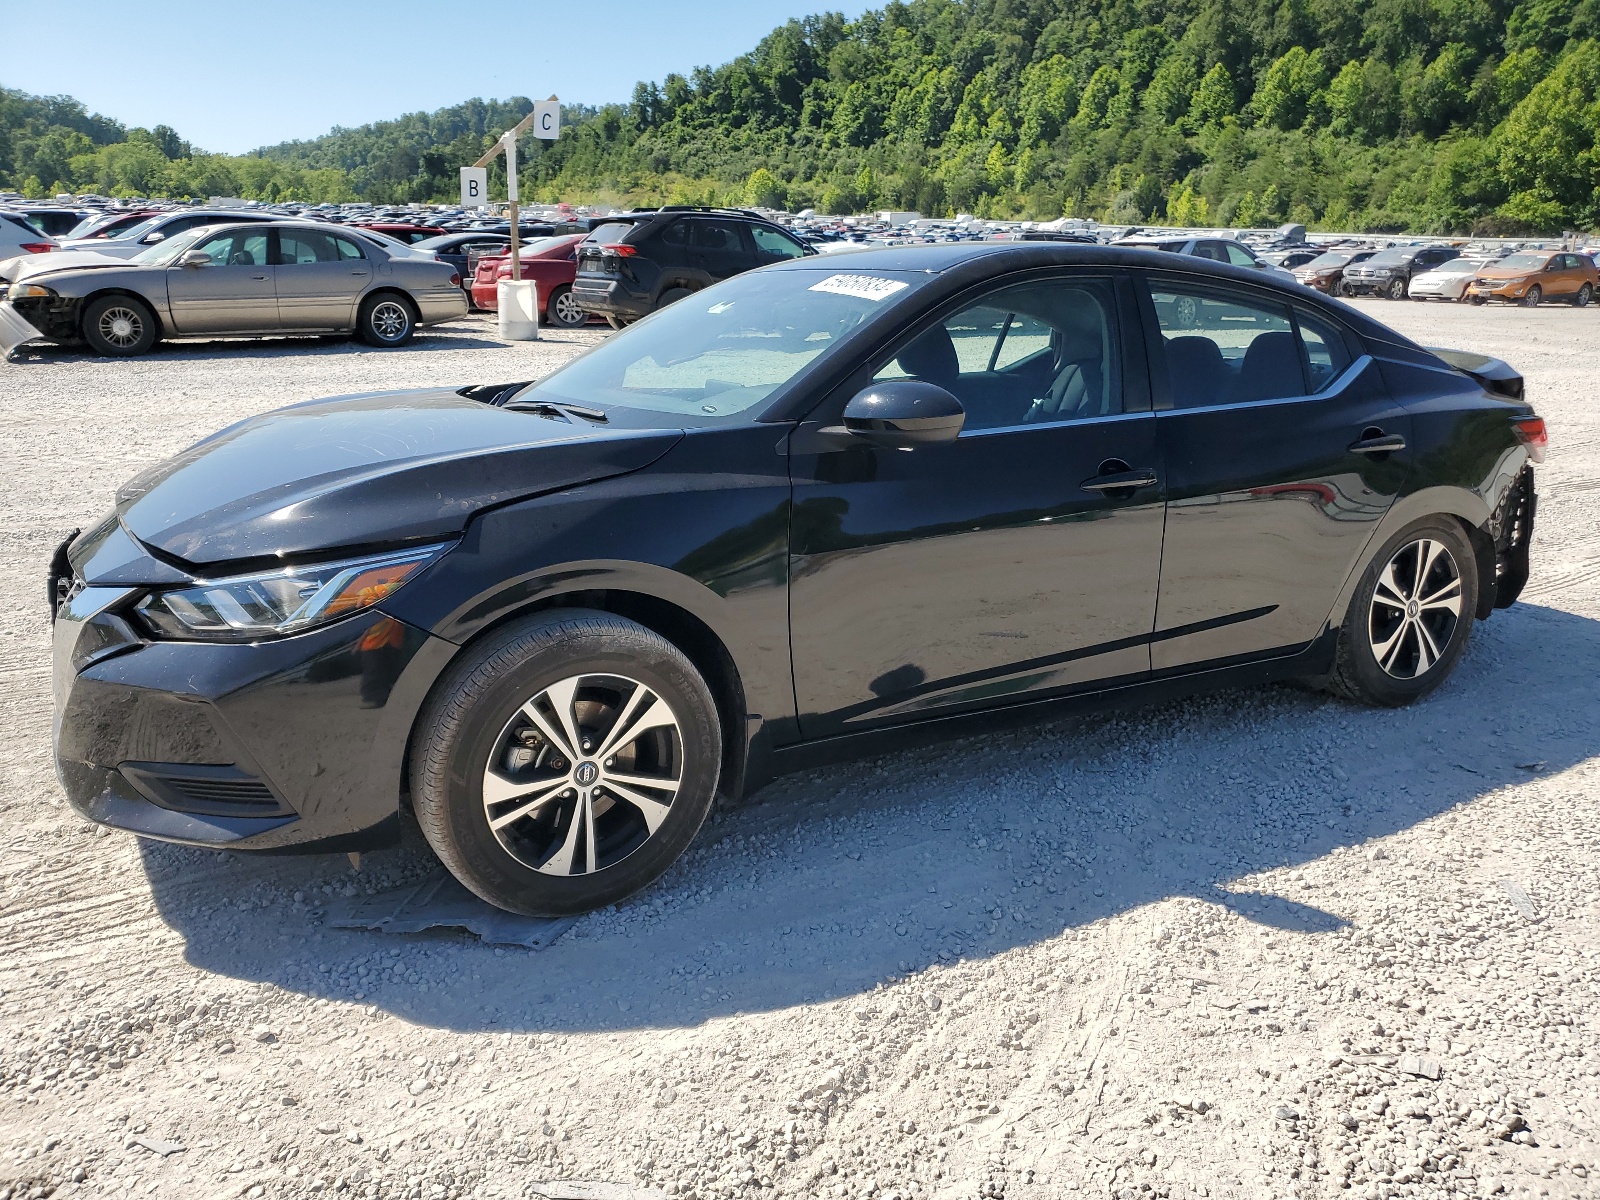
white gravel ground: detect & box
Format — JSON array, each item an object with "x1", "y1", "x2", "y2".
[{"x1": 0, "y1": 305, "x2": 1597, "y2": 1200}]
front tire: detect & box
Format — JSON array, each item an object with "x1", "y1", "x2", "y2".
[
  {"x1": 82, "y1": 295, "x2": 158, "y2": 356},
  {"x1": 359, "y1": 293, "x2": 416, "y2": 346},
  {"x1": 411, "y1": 610, "x2": 722, "y2": 915},
  {"x1": 545, "y1": 285, "x2": 587, "y2": 328},
  {"x1": 1325, "y1": 518, "x2": 1478, "y2": 707},
  {"x1": 1521, "y1": 285, "x2": 1542, "y2": 308},
  {"x1": 1387, "y1": 277, "x2": 1407, "y2": 300}
]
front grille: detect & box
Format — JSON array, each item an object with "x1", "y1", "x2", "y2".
[{"x1": 120, "y1": 762, "x2": 294, "y2": 819}]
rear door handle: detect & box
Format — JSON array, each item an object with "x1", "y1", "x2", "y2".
[
  {"x1": 1349, "y1": 433, "x2": 1406, "y2": 454},
  {"x1": 1081, "y1": 469, "x2": 1159, "y2": 493}
]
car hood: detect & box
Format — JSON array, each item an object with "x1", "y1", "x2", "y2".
[
  {"x1": 1476, "y1": 265, "x2": 1540, "y2": 280},
  {"x1": 1, "y1": 249, "x2": 139, "y2": 283},
  {"x1": 106, "y1": 387, "x2": 685, "y2": 568}
]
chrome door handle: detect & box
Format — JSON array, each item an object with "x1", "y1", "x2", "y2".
[
  {"x1": 1081, "y1": 469, "x2": 1158, "y2": 492},
  {"x1": 1349, "y1": 433, "x2": 1406, "y2": 454}
]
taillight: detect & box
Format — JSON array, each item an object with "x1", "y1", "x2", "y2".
[
  {"x1": 1513, "y1": 416, "x2": 1547, "y2": 462},
  {"x1": 449, "y1": 272, "x2": 461, "y2": 287},
  {"x1": 20, "y1": 243, "x2": 53, "y2": 254},
  {"x1": 602, "y1": 243, "x2": 637, "y2": 257}
]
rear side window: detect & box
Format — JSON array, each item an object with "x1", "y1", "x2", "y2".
[
  {"x1": 277, "y1": 230, "x2": 341, "y2": 264},
  {"x1": 1149, "y1": 282, "x2": 1353, "y2": 407},
  {"x1": 332, "y1": 236, "x2": 365, "y2": 260}
]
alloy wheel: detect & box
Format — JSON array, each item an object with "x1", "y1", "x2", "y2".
[
  {"x1": 98, "y1": 306, "x2": 144, "y2": 349},
  {"x1": 370, "y1": 300, "x2": 410, "y2": 341},
  {"x1": 481, "y1": 673, "x2": 683, "y2": 876},
  {"x1": 551, "y1": 290, "x2": 585, "y2": 326},
  {"x1": 1367, "y1": 538, "x2": 1463, "y2": 679}
]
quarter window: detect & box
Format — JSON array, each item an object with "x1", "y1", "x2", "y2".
[
  {"x1": 874, "y1": 279, "x2": 1121, "y2": 430},
  {"x1": 332, "y1": 236, "x2": 365, "y2": 260},
  {"x1": 1295, "y1": 308, "x2": 1352, "y2": 391}
]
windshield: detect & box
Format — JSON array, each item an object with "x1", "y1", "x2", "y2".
[
  {"x1": 128, "y1": 225, "x2": 216, "y2": 265},
  {"x1": 1497, "y1": 253, "x2": 1548, "y2": 270},
  {"x1": 1366, "y1": 249, "x2": 1407, "y2": 265},
  {"x1": 114, "y1": 214, "x2": 171, "y2": 242},
  {"x1": 1303, "y1": 252, "x2": 1353, "y2": 269},
  {"x1": 514, "y1": 268, "x2": 912, "y2": 421}
]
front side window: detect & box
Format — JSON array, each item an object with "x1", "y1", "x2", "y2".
[
  {"x1": 873, "y1": 278, "x2": 1121, "y2": 430},
  {"x1": 191, "y1": 230, "x2": 268, "y2": 266},
  {"x1": 277, "y1": 230, "x2": 341, "y2": 264},
  {"x1": 1223, "y1": 243, "x2": 1258, "y2": 268},
  {"x1": 751, "y1": 225, "x2": 807, "y2": 258}
]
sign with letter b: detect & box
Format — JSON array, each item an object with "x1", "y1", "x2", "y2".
[
  {"x1": 533, "y1": 100, "x2": 561, "y2": 140},
  {"x1": 460, "y1": 166, "x2": 488, "y2": 209}
]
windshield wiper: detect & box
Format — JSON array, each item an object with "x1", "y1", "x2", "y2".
[{"x1": 501, "y1": 399, "x2": 609, "y2": 425}]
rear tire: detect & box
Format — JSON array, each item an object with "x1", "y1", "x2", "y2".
[
  {"x1": 1325, "y1": 518, "x2": 1478, "y2": 707},
  {"x1": 545, "y1": 285, "x2": 587, "y2": 328},
  {"x1": 1574, "y1": 283, "x2": 1592, "y2": 308},
  {"x1": 82, "y1": 295, "x2": 158, "y2": 356},
  {"x1": 358, "y1": 293, "x2": 416, "y2": 346},
  {"x1": 655, "y1": 287, "x2": 693, "y2": 311},
  {"x1": 1520, "y1": 285, "x2": 1542, "y2": 308},
  {"x1": 410, "y1": 610, "x2": 722, "y2": 915}
]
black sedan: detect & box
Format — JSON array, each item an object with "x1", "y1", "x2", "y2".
[{"x1": 51, "y1": 244, "x2": 1543, "y2": 915}]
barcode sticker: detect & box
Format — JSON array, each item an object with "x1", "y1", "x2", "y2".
[{"x1": 808, "y1": 274, "x2": 910, "y2": 302}]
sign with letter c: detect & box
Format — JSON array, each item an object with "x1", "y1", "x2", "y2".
[{"x1": 533, "y1": 100, "x2": 561, "y2": 141}]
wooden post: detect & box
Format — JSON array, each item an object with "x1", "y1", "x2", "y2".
[{"x1": 504, "y1": 132, "x2": 520, "y2": 280}]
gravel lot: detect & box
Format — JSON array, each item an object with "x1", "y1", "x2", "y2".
[{"x1": 1, "y1": 304, "x2": 1597, "y2": 1200}]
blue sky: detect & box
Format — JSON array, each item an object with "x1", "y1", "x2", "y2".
[{"x1": 2, "y1": 0, "x2": 871, "y2": 155}]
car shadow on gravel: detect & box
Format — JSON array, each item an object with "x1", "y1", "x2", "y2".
[
  {"x1": 6, "y1": 323, "x2": 527, "y2": 364},
  {"x1": 139, "y1": 600, "x2": 1600, "y2": 1033}
]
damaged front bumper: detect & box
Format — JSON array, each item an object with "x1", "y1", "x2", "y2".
[{"x1": 0, "y1": 301, "x2": 47, "y2": 361}]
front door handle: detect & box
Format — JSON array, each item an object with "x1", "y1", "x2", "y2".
[
  {"x1": 1349, "y1": 432, "x2": 1406, "y2": 454},
  {"x1": 1081, "y1": 468, "x2": 1159, "y2": 493},
  {"x1": 251, "y1": 274, "x2": 267, "y2": 281}
]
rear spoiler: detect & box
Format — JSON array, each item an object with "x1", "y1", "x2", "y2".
[{"x1": 1426, "y1": 346, "x2": 1524, "y2": 402}]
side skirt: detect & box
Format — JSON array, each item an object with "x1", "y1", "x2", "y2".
[{"x1": 746, "y1": 630, "x2": 1338, "y2": 797}]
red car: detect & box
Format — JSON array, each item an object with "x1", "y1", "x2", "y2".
[
  {"x1": 351, "y1": 222, "x2": 448, "y2": 245},
  {"x1": 470, "y1": 233, "x2": 590, "y2": 327}
]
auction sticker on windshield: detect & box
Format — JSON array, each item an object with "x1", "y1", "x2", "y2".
[{"x1": 808, "y1": 274, "x2": 910, "y2": 301}]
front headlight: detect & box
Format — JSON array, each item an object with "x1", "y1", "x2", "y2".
[
  {"x1": 135, "y1": 544, "x2": 446, "y2": 642},
  {"x1": 9, "y1": 283, "x2": 55, "y2": 300}
]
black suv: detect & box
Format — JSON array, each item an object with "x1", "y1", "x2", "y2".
[
  {"x1": 1340, "y1": 244, "x2": 1462, "y2": 299},
  {"x1": 572, "y1": 207, "x2": 814, "y2": 325}
]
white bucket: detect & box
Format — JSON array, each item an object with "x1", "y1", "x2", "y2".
[{"x1": 497, "y1": 280, "x2": 540, "y2": 341}]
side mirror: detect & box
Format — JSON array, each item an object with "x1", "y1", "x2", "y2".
[
  {"x1": 177, "y1": 249, "x2": 212, "y2": 268},
  {"x1": 142, "y1": 231, "x2": 165, "y2": 244},
  {"x1": 842, "y1": 380, "x2": 964, "y2": 447}
]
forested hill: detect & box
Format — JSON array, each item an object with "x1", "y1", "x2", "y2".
[
  {"x1": 6, "y1": 0, "x2": 1598, "y2": 233},
  {"x1": 257, "y1": 0, "x2": 1600, "y2": 234}
]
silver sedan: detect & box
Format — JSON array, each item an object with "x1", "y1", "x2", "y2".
[{"x1": 0, "y1": 221, "x2": 468, "y2": 358}]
